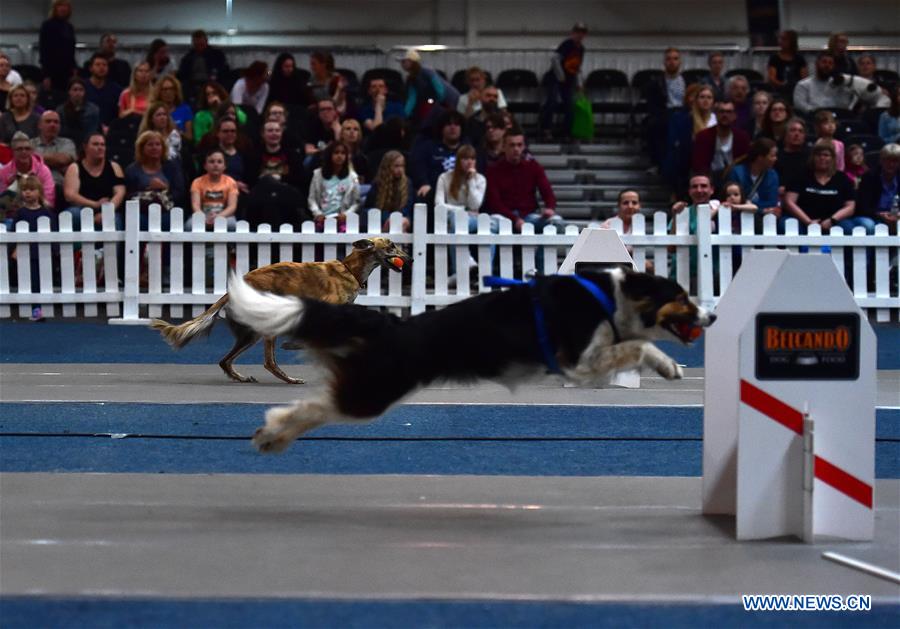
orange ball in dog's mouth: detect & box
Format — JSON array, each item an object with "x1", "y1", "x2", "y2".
[
  {"x1": 676, "y1": 323, "x2": 703, "y2": 342},
  {"x1": 390, "y1": 257, "x2": 405, "y2": 269}
]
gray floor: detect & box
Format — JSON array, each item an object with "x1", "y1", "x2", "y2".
[{"x1": 1, "y1": 363, "x2": 899, "y2": 604}]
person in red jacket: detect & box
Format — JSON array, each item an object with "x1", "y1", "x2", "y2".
[
  {"x1": 486, "y1": 129, "x2": 561, "y2": 232},
  {"x1": 691, "y1": 99, "x2": 750, "y2": 189}
]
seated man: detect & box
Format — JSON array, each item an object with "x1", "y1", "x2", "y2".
[
  {"x1": 701, "y1": 51, "x2": 727, "y2": 101},
  {"x1": 691, "y1": 100, "x2": 750, "y2": 188},
  {"x1": 356, "y1": 77, "x2": 404, "y2": 133},
  {"x1": 486, "y1": 129, "x2": 560, "y2": 232},
  {"x1": 465, "y1": 85, "x2": 503, "y2": 148},
  {"x1": 670, "y1": 173, "x2": 720, "y2": 232},
  {"x1": 726, "y1": 75, "x2": 753, "y2": 133},
  {"x1": 793, "y1": 52, "x2": 856, "y2": 115},
  {"x1": 409, "y1": 109, "x2": 466, "y2": 204},
  {"x1": 457, "y1": 66, "x2": 507, "y2": 118},
  {"x1": 856, "y1": 142, "x2": 899, "y2": 234},
  {"x1": 84, "y1": 53, "x2": 123, "y2": 129},
  {"x1": 30, "y1": 110, "x2": 77, "y2": 190}
]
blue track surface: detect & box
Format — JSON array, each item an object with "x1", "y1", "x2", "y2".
[
  {"x1": 1, "y1": 598, "x2": 897, "y2": 629},
  {"x1": 2, "y1": 403, "x2": 897, "y2": 476},
  {"x1": 2, "y1": 321, "x2": 899, "y2": 368}
]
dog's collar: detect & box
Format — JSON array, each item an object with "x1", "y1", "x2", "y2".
[
  {"x1": 340, "y1": 260, "x2": 364, "y2": 289},
  {"x1": 482, "y1": 274, "x2": 620, "y2": 374}
]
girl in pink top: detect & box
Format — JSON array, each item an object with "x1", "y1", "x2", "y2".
[{"x1": 118, "y1": 62, "x2": 152, "y2": 118}]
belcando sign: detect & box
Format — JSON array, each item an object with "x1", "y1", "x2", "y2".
[{"x1": 755, "y1": 313, "x2": 860, "y2": 380}]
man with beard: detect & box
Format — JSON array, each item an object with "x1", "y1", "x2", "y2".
[{"x1": 793, "y1": 52, "x2": 856, "y2": 115}]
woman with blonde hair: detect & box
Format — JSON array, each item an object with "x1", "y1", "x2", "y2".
[
  {"x1": 0, "y1": 85, "x2": 40, "y2": 142},
  {"x1": 124, "y1": 130, "x2": 185, "y2": 230},
  {"x1": 364, "y1": 150, "x2": 415, "y2": 231},
  {"x1": 152, "y1": 74, "x2": 193, "y2": 138},
  {"x1": 118, "y1": 61, "x2": 153, "y2": 118},
  {"x1": 139, "y1": 101, "x2": 181, "y2": 161},
  {"x1": 690, "y1": 84, "x2": 717, "y2": 137}
]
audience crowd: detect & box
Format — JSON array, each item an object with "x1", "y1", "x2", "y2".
[{"x1": 1, "y1": 2, "x2": 898, "y2": 306}]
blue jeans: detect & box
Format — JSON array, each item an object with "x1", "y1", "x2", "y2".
[
  {"x1": 540, "y1": 77, "x2": 575, "y2": 134},
  {"x1": 836, "y1": 216, "x2": 877, "y2": 235},
  {"x1": 447, "y1": 211, "x2": 499, "y2": 275},
  {"x1": 62, "y1": 206, "x2": 125, "y2": 232}
]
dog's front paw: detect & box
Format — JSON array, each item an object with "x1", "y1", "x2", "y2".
[
  {"x1": 657, "y1": 358, "x2": 684, "y2": 380},
  {"x1": 251, "y1": 406, "x2": 297, "y2": 454}
]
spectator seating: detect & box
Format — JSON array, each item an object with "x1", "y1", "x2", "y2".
[
  {"x1": 496, "y1": 69, "x2": 541, "y2": 117},
  {"x1": 336, "y1": 68, "x2": 360, "y2": 94},
  {"x1": 12, "y1": 64, "x2": 43, "y2": 83},
  {"x1": 874, "y1": 69, "x2": 900, "y2": 88},
  {"x1": 682, "y1": 69, "x2": 708, "y2": 85},
  {"x1": 838, "y1": 119, "x2": 872, "y2": 138},
  {"x1": 813, "y1": 107, "x2": 856, "y2": 122},
  {"x1": 106, "y1": 114, "x2": 142, "y2": 166},
  {"x1": 361, "y1": 68, "x2": 404, "y2": 100},
  {"x1": 863, "y1": 107, "x2": 888, "y2": 135},
  {"x1": 630, "y1": 69, "x2": 663, "y2": 118},
  {"x1": 844, "y1": 133, "x2": 885, "y2": 153},
  {"x1": 726, "y1": 68, "x2": 764, "y2": 82},
  {"x1": 584, "y1": 69, "x2": 632, "y2": 135}
]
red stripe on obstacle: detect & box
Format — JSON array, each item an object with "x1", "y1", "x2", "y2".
[
  {"x1": 815, "y1": 456, "x2": 873, "y2": 509},
  {"x1": 739, "y1": 380, "x2": 804, "y2": 435}
]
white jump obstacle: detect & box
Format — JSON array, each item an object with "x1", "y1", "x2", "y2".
[
  {"x1": 559, "y1": 227, "x2": 640, "y2": 389},
  {"x1": 703, "y1": 250, "x2": 876, "y2": 541}
]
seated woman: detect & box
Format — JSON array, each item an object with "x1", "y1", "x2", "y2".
[
  {"x1": 725, "y1": 137, "x2": 782, "y2": 228},
  {"x1": 56, "y1": 77, "x2": 100, "y2": 143},
  {"x1": 759, "y1": 98, "x2": 792, "y2": 146},
  {"x1": 124, "y1": 130, "x2": 185, "y2": 231},
  {"x1": 339, "y1": 118, "x2": 368, "y2": 183},
  {"x1": 192, "y1": 82, "x2": 246, "y2": 144},
  {"x1": 139, "y1": 101, "x2": 181, "y2": 162},
  {"x1": 783, "y1": 141, "x2": 868, "y2": 233},
  {"x1": 0, "y1": 132, "x2": 56, "y2": 213},
  {"x1": 308, "y1": 141, "x2": 360, "y2": 232},
  {"x1": 152, "y1": 74, "x2": 193, "y2": 141},
  {"x1": 0, "y1": 85, "x2": 40, "y2": 143},
  {"x1": 364, "y1": 150, "x2": 414, "y2": 231},
  {"x1": 118, "y1": 61, "x2": 153, "y2": 119},
  {"x1": 62, "y1": 131, "x2": 126, "y2": 229},
  {"x1": 267, "y1": 53, "x2": 314, "y2": 109},
  {"x1": 600, "y1": 188, "x2": 654, "y2": 272},
  {"x1": 188, "y1": 148, "x2": 238, "y2": 231}
]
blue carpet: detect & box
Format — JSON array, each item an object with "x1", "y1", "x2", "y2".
[
  {"x1": 2, "y1": 403, "x2": 898, "y2": 439},
  {"x1": 1, "y1": 404, "x2": 897, "y2": 477},
  {"x1": 2, "y1": 320, "x2": 899, "y2": 368},
  {"x1": 1, "y1": 598, "x2": 896, "y2": 629}
]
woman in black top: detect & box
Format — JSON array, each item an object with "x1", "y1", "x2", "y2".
[
  {"x1": 784, "y1": 142, "x2": 856, "y2": 231},
  {"x1": 63, "y1": 132, "x2": 126, "y2": 229}
]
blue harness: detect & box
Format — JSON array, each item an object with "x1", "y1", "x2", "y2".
[{"x1": 482, "y1": 274, "x2": 620, "y2": 374}]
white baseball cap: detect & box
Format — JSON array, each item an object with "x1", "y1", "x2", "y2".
[{"x1": 395, "y1": 49, "x2": 421, "y2": 64}]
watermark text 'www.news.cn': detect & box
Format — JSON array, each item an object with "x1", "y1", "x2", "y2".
[{"x1": 742, "y1": 594, "x2": 872, "y2": 612}]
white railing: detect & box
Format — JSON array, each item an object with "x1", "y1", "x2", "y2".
[{"x1": 0, "y1": 201, "x2": 898, "y2": 323}]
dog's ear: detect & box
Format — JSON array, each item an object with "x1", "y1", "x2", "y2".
[{"x1": 352, "y1": 239, "x2": 375, "y2": 250}]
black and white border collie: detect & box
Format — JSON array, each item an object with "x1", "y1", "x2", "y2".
[{"x1": 226, "y1": 269, "x2": 716, "y2": 453}]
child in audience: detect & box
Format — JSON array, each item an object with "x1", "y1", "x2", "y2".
[
  {"x1": 13, "y1": 175, "x2": 57, "y2": 321},
  {"x1": 814, "y1": 110, "x2": 844, "y2": 171},
  {"x1": 843, "y1": 143, "x2": 868, "y2": 188},
  {"x1": 721, "y1": 181, "x2": 759, "y2": 216},
  {"x1": 308, "y1": 141, "x2": 360, "y2": 232},
  {"x1": 189, "y1": 148, "x2": 238, "y2": 230}
]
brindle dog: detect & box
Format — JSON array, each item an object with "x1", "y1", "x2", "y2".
[{"x1": 150, "y1": 238, "x2": 410, "y2": 383}]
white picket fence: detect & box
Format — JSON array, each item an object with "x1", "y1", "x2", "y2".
[{"x1": 0, "y1": 201, "x2": 898, "y2": 323}]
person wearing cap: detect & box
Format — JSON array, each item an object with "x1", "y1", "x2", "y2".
[
  {"x1": 539, "y1": 22, "x2": 587, "y2": 140},
  {"x1": 397, "y1": 49, "x2": 460, "y2": 130},
  {"x1": 0, "y1": 132, "x2": 56, "y2": 208},
  {"x1": 230, "y1": 61, "x2": 270, "y2": 116}
]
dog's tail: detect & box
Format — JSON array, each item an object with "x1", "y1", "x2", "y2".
[
  {"x1": 150, "y1": 294, "x2": 229, "y2": 349},
  {"x1": 226, "y1": 272, "x2": 307, "y2": 339},
  {"x1": 227, "y1": 271, "x2": 396, "y2": 348}
]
